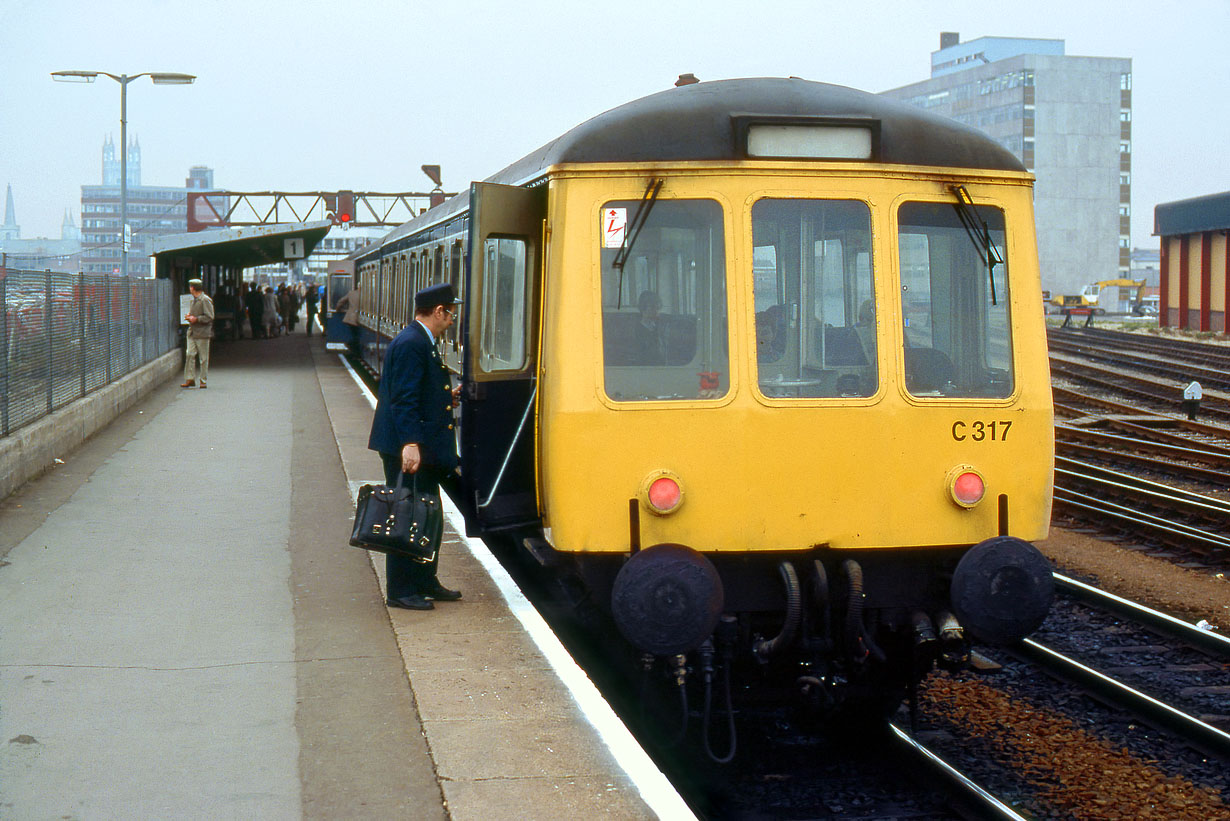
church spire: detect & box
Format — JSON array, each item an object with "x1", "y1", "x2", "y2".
[
  {"x1": 61, "y1": 208, "x2": 79, "y2": 241},
  {"x1": 1, "y1": 184, "x2": 19, "y2": 242}
]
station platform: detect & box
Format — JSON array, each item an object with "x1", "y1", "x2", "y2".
[{"x1": 0, "y1": 328, "x2": 691, "y2": 819}]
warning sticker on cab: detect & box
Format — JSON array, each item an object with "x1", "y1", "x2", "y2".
[{"x1": 603, "y1": 207, "x2": 627, "y2": 248}]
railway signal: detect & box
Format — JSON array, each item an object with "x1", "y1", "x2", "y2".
[{"x1": 335, "y1": 190, "x2": 354, "y2": 226}]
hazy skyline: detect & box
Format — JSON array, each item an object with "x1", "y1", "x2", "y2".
[{"x1": 2, "y1": 0, "x2": 1227, "y2": 249}]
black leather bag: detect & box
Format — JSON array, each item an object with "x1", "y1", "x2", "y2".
[{"x1": 349, "y1": 473, "x2": 441, "y2": 563}]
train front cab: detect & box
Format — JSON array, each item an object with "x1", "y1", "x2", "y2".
[{"x1": 462, "y1": 162, "x2": 1055, "y2": 704}]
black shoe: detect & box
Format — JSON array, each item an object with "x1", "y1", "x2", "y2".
[
  {"x1": 386, "y1": 594, "x2": 434, "y2": 611},
  {"x1": 422, "y1": 583, "x2": 462, "y2": 602}
]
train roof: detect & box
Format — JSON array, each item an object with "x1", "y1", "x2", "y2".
[
  {"x1": 490, "y1": 77, "x2": 1027, "y2": 183},
  {"x1": 373, "y1": 77, "x2": 1025, "y2": 251}
]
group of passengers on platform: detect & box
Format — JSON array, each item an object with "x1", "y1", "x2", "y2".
[{"x1": 236, "y1": 282, "x2": 322, "y2": 339}]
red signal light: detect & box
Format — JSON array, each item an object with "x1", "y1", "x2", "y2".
[{"x1": 335, "y1": 190, "x2": 355, "y2": 225}]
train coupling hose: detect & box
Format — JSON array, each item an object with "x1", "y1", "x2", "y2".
[{"x1": 753, "y1": 562, "x2": 802, "y2": 662}]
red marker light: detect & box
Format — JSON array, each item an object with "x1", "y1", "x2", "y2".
[
  {"x1": 952, "y1": 471, "x2": 985, "y2": 507},
  {"x1": 647, "y1": 476, "x2": 682, "y2": 513}
]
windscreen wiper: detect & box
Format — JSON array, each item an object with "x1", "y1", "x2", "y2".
[
  {"x1": 613, "y1": 177, "x2": 664, "y2": 308},
  {"x1": 949, "y1": 185, "x2": 1003, "y2": 306}
]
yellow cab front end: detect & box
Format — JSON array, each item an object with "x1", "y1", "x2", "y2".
[{"x1": 536, "y1": 161, "x2": 1053, "y2": 572}]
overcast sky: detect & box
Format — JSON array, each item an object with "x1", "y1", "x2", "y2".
[{"x1": 2, "y1": 0, "x2": 1226, "y2": 247}]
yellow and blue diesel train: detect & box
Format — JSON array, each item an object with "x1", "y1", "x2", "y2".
[{"x1": 351, "y1": 77, "x2": 1055, "y2": 743}]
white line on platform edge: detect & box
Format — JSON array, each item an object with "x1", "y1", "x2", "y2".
[{"x1": 339, "y1": 354, "x2": 696, "y2": 821}]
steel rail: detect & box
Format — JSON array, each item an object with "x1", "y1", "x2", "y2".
[
  {"x1": 887, "y1": 723, "x2": 1028, "y2": 821},
  {"x1": 1052, "y1": 573, "x2": 1230, "y2": 659},
  {"x1": 1092, "y1": 417, "x2": 1230, "y2": 456},
  {"x1": 1055, "y1": 439, "x2": 1230, "y2": 485},
  {"x1": 1009, "y1": 639, "x2": 1230, "y2": 759},
  {"x1": 1050, "y1": 354, "x2": 1230, "y2": 408},
  {"x1": 1047, "y1": 337, "x2": 1230, "y2": 390},
  {"x1": 1051, "y1": 487, "x2": 1230, "y2": 558},
  {"x1": 1056, "y1": 423, "x2": 1230, "y2": 470},
  {"x1": 1051, "y1": 386, "x2": 1230, "y2": 438},
  {"x1": 1055, "y1": 455, "x2": 1230, "y2": 515},
  {"x1": 1049, "y1": 327, "x2": 1230, "y2": 371}
]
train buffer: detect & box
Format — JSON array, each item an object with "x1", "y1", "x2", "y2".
[{"x1": 0, "y1": 334, "x2": 682, "y2": 820}]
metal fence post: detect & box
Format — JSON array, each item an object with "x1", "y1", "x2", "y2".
[
  {"x1": 44, "y1": 271, "x2": 52, "y2": 416},
  {"x1": 105, "y1": 276, "x2": 113, "y2": 384},
  {"x1": 1, "y1": 274, "x2": 8, "y2": 437},
  {"x1": 78, "y1": 273, "x2": 86, "y2": 400}
]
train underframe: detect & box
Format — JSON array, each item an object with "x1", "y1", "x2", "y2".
[{"x1": 540, "y1": 538, "x2": 1053, "y2": 760}]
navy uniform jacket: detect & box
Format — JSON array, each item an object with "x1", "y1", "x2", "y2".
[{"x1": 367, "y1": 321, "x2": 458, "y2": 473}]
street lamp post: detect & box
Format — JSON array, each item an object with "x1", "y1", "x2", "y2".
[{"x1": 51, "y1": 70, "x2": 195, "y2": 278}]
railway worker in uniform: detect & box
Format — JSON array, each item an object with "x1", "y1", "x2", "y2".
[
  {"x1": 368, "y1": 282, "x2": 464, "y2": 611},
  {"x1": 181, "y1": 278, "x2": 214, "y2": 389}
]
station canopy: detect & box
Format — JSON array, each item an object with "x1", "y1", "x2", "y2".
[{"x1": 151, "y1": 220, "x2": 332, "y2": 270}]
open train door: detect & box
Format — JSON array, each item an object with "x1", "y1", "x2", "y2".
[{"x1": 460, "y1": 181, "x2": 546, "y2": 532}]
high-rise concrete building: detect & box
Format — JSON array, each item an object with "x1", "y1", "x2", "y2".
[
  {"x1": 880, "y1": 34, "x2": 1132, "y2": 299},
  {"x1": 80, "y1": 137, "x2": 223, "y2": 275}
]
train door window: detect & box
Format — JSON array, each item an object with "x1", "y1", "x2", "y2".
[
  {"x1": 394, "y1": 256, "x2": 405, "y2": 325},
  {"x1": 450, "y1": 240, "x2": 463, "y2": 289},
  {"x1": 897, "y1": 201, "x2": 1012, "y2": 398},
  {"x1": 751, "y1": 199, "x2": 875, "y2": 398},
  {"x1": 478, "y1": 237, "x2": 528, "y2": 372},
  {"x1": 329, "y1": 272, "x2": 351, "y2": 311},
  {"x1": 404, "y1": 254, "x2": 414, "y2": 324},
  {"x1": 599, "y1": 198, "x2": 728, "y2": 401}
]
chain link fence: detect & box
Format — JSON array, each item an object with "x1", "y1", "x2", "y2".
[{"x1": 1, "y1": 269, "x2": 177, "y2": 437}]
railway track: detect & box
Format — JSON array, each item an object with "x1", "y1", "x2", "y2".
[
  {"x1": 904, "y1": 575, "x2": 1230, "y2": 819},
  {"x1": 1050, "y1": 326, "x2": 1230, "y2": 373},
  {"x1": 1049, "y1": 352, "x2": 1230, "y2": 424},
  {"x1": 1048, "y1": 331, "x2": 1230, "y2": 391},
  {"x1": 1056, "y1": 424, "x2": 1230, "y2": 480},
  {"x1": 888, "y1": 725, "x2": 1027, "y2": 820},
  {"x1": 1012, "y1": 576, "x2": 1230, "y2": 760},
  {"x1": 1052, "y1": 455, "x2": 1230, "y2": 565}
]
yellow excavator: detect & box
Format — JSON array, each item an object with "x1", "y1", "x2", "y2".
[{"x1": 1049, "y1": 278, "x2": 1147, "y2": 314}]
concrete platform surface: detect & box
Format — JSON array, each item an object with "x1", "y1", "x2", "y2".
[{"x1": 0, "y1": 329, "x2": 690, "y2": 820}]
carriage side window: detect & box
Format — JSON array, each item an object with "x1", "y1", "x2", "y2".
[
  {"x1": 599, "y1": 199, "x2": 728, "y2": 402},
  {"x1": 897, "y1": 201, "x2": 1013, "y2": 398},
  {"x1": 478, "y1": 236, "x2": 528, "y2": 372},
  {"x1": 751, "y1": 199, "x2": 875, "y2": 399}
]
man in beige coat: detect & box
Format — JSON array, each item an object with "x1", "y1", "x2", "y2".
[{"x1": 182, "y1": 278, "x2": 215, "y2": 388}]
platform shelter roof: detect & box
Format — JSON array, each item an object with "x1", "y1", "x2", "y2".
[{"x1": 151, "y1": 220, "x2": 332, "y2": 270}]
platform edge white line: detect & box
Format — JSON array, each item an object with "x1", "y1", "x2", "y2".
[{"x1": 340, "y1": 355, "x2": 695, "y2": 821}]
